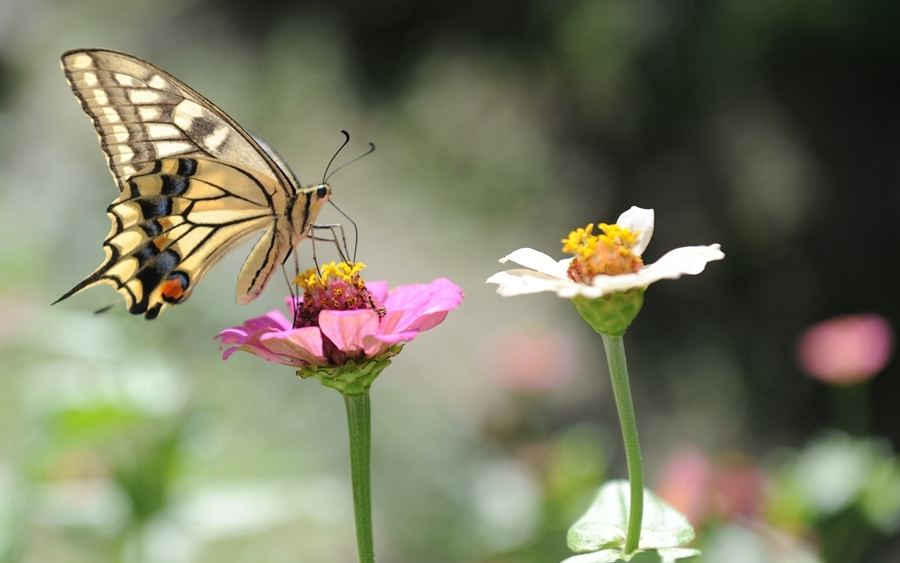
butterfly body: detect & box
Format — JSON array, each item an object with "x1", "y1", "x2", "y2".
[{"x1": 56, "y1": 49, "x2": 332, "y2": 319}]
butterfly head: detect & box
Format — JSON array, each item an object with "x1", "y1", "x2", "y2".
[
  {"x1": 291, "y1": 183, "x2": 333, "y2": 236},
  {"x1": 314, "y1": 183, "x2": 332, "y2": 200}
]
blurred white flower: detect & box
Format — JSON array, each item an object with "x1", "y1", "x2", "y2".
[
  {"x1": 471, "y1": 459, "x2": 541, "y2": 551},
  {"x1": 142, "y1": 477, "x2": 348, "y2": 563},
  {"x1": 32, "y1": 479, "x2": 129, "y2": 531},
  {"x1": 487, "y1": 207, "x2": 724, "y2": 299}
]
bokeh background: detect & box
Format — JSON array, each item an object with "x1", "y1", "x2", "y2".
[{"x1": 1, "y1": 1, "x2": 899, "y2": 562}]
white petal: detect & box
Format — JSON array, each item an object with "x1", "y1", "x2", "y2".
[
  {"x1": 645, "y1": 244, "x2": 725, "y2": 278},
  {"x1": 560, "y1": 283, "x2": 605, "y2": 299},
  {"x1": 486, "y1": 269, "x2": 572, "y2": 297},
  {"x1": 589, "y1": 243, "x2": 724, "y2": 293},
  {"x1": 498, "y1": 248, "x2": 569, "y2": 279},
  {"x1": 615, "y1": 206, "x2": 654, "y2": 256}
]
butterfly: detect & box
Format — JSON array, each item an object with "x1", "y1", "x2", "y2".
[{"x1": 55, "y1": 48, "x2": 345, "y2": 319}]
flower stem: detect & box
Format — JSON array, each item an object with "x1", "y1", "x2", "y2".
[
  {"x1": 601, "y1": 333, "x2": 644, "y2": 554},
  {"x1": 344, "y1": 391, "x2": 375, "y2": 563},
  {"x1": 831, "y1": 382, "x2": 870, "y2": 435}
]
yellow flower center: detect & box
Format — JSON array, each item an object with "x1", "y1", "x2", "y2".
[
  {"x1": 296, "y1": 261, "x2": 368, "y2": 290},
  {"x1": 562, "y1": 223, "x2": 643, "y2": 283},
  {"x1": 292, "y1": 261, "x2": 380, "y2": 330}
]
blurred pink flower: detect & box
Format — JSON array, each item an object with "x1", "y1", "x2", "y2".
[
  {"x1": 657, "y1": 448, "x2": 766, "y2": 526},
  {"x1": 656, "y1": 448, "x2": 714, "y2": 524},
  {"x1": 712, "y1": 456, "x2": 765, "y2": 519},
  {"x1": 488, "y1": 329, "x2": 577, "y2": 392},
  {"x1": 216, "y1": 272, "x2": 463, "y2": 367},
  {"x1": 0, "y1": 294, "x2": 37, "y2": 344},
  {"x1": 797, "y1": 313, "x2": 894, "y2": 385}
]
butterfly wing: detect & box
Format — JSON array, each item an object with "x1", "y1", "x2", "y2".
[{"x1": 57, "y1": 49, "x2": 302, "y2": 318}]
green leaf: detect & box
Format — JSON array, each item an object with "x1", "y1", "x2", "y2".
[
  {"x1": 562, "y1": 547, "x2": 701, "y2": 563},
  {"x1": 860, "y1": 457, "x2": 900, "y2": 532},
  {"x1": 568, "y1": 480, "x2": 695, "y2": 552}
]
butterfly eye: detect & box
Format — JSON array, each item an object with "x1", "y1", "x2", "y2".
[{"x1": 316, "y1": 185, "x2": 329, "y2": 199}]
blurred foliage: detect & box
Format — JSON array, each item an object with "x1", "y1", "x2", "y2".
[{"x1": 2, "y1": 0, "x2": 900, "y2": 562}]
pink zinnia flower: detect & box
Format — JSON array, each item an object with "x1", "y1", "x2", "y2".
[
  {"x1": 216, "y1": 262, "x2": 463, "y2": 368},
  {"x1": 797, "y1": 313, "x2": 894, "y2": 385}
]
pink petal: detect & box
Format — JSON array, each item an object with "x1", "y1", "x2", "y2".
[
  {"x1": 380, "y1": 278, "x2": 463, "y2": 335},
  {"x1": 380, "y1": 310, "x2": 449, "y2": 336},
  {"x1": 242, "y1": 310, "x2": 292, "y2": 332},
  {"x1": 215, "y1": 309, "x2": 295, "y2": 364},
  {"x1": 366, "y1": 281, "x2": 390, "y2": 307},
  {"x1": 260, "y1": 327, "x2": 327, "y2": 365},
  {"x1": 216, "y1": 327, "x2": 251, "y2": 345},
  {"x1": 222, "y1": 346, "x2": 242, "y2": 361},
  {"x1": 219, "y1": 340, "x2": 292, "y2": 364},
  {"x1": 319, "y1": 309, "x2": 381, "y2": 355},
  {"x1": 365, "y1": 330, "x2": 419, "y2": 346}
]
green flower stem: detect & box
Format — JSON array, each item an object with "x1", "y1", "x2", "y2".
[
  {"x1": 832, "y1": 382, "x2": 870, "y2": 435},
  {"x1": 344, "y1": 391, "x2": 375, "y2": 563},
  {"x1": 601, "y1": 333, "x2": 644, "y2": 554}
]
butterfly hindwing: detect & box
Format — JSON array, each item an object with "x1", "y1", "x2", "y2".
[
  {"x1": 56, "y1": 157, "x2": 287, "y2": 318},
  {"x1": 56, "y1": 49, "x2": 321, "y2": 318}
]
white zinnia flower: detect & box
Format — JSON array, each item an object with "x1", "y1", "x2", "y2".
[{"x1": 487, "y1": 207, "x2": 724, "y2": 299}]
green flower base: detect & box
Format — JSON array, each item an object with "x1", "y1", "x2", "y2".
[
  {"x1": 297, "y1": 347, "x2": 401, "y2": 395},
  {"x1": 572, "y1": 289, "x2": 645, "y2": 336}
]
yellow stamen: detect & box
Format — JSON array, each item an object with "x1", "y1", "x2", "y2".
[
  {"x1": 597, "y1": 223, "x2": 638, "y2": 248},
  {"x1": 562, "y1": 222, "x2": 643, "y2": 281},
  {"x1": 295, "y1": 261, "x2": 367, "y2": 290}
]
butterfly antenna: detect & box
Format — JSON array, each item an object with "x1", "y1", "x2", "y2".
[
  {"x1": 322, "y1": 130, "x2": 351, "y2": 185},
  {"x1": 329, "y1": 201, "x2": 359, "y2": 263},
  {"x1": 324, "y1": 142, "x2": 375, "y2": 183}
]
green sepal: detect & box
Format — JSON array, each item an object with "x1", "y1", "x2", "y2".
[
  {"x1": 297, "y1": 346, "x2": 402, "y2": 395},
  {"x1": 572, "y1": 289, "x2": 645, "y2": 336}
]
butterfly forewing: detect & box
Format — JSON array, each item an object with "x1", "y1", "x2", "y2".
[
  {"x1": 57, "y1": 49, "x2": 323, "y2": 319},
  {"x1": 61, "y1": 50, "x2": 294, "y2": 195}
]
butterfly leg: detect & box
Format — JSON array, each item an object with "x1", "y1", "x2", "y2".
[
  {"x1": 312, "y1": 223, "x2": 352, "y2": 262},
  {"x1": 279, "y1": 260, "x2": 298, "y2": 311},
  {"x1": 306, "y1": 223, "x2": 353, "y2": 271},
  {"x1": 327, "y1": 201, "x2": 359, "y2": 263}
]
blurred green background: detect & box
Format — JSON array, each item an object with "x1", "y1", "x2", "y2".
[{"x1": 1, "y1": 1, "x2": 899, "y2": 562}]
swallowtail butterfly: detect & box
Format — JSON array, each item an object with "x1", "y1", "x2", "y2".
[{"x1": 56, "y1": 49, "x2": 335, "y2": 319}]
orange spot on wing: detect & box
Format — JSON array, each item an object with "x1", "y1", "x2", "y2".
[{"x1": 160, "y1": 279, "x2": 184, "y2": 300}]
